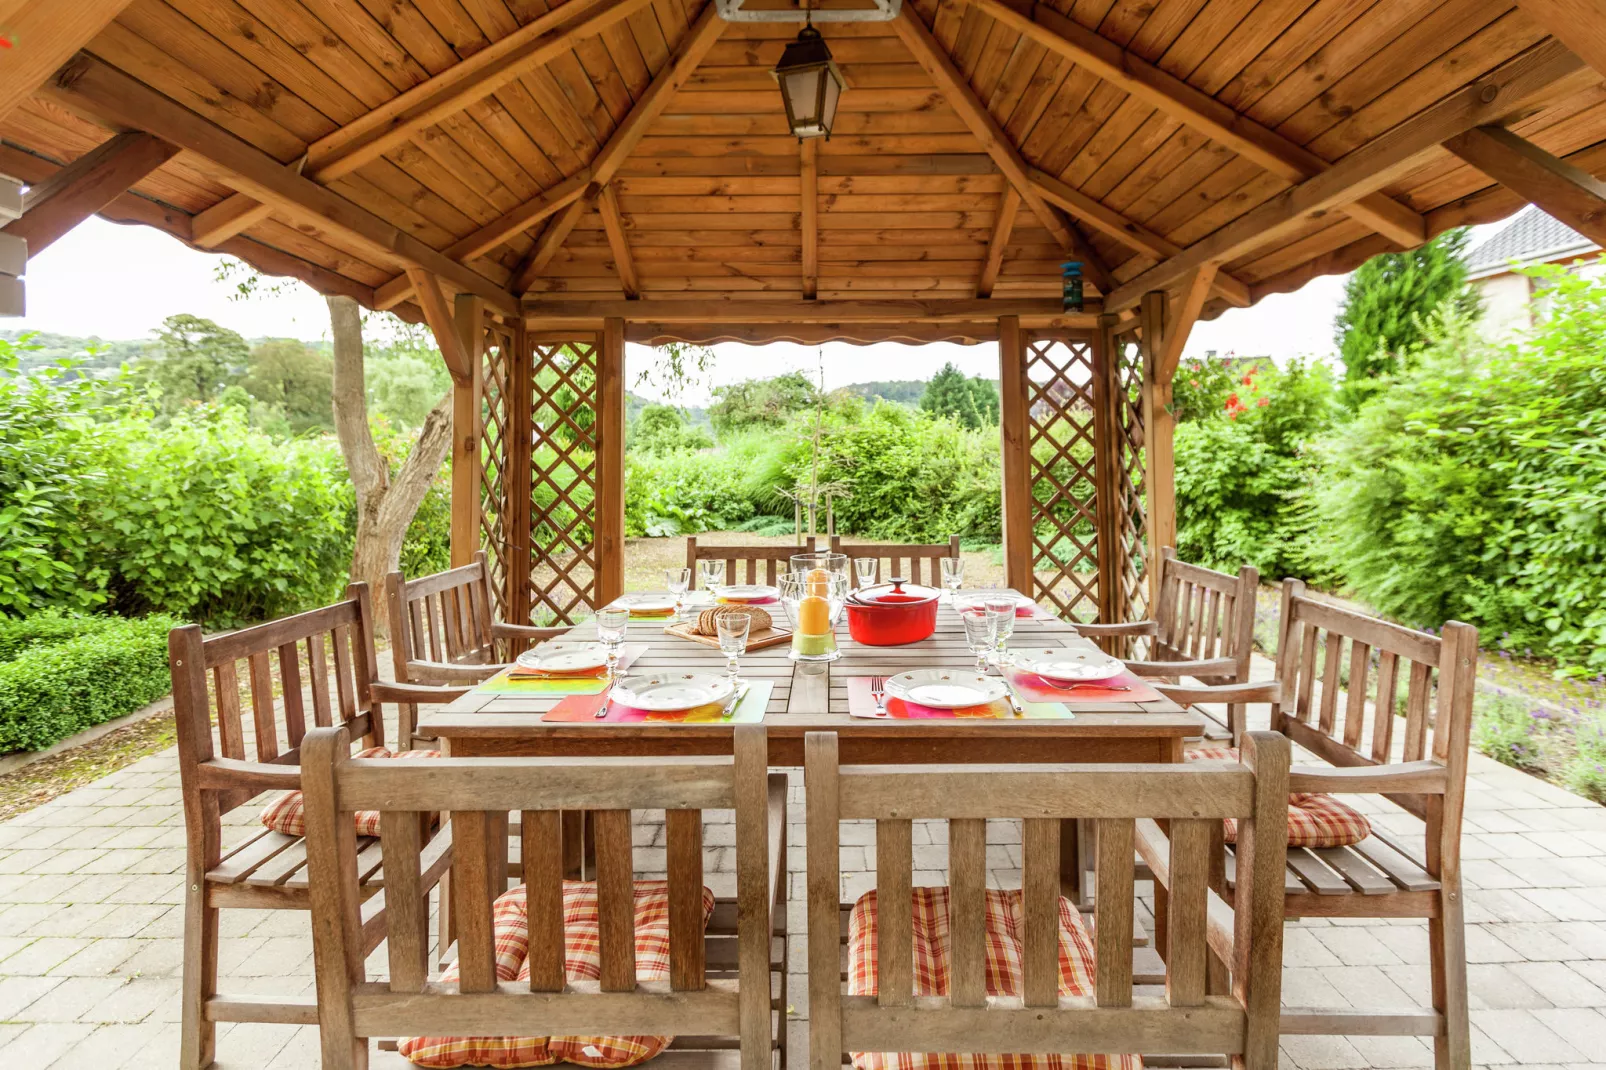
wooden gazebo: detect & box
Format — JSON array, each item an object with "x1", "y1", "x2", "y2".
[{"x1": 4, "y1": 0, "x2": 1606, "y2": 627}]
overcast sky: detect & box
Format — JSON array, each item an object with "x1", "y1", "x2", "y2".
[{"x1": 8, "y1": 214, "x2": 1497, "y2": 407}]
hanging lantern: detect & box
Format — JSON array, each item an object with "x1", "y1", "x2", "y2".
[{"x1": 771, "y1": 25, "x2": 844, "y2": 140}]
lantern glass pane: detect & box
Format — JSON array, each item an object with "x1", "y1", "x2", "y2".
[
  {"x1": 820, "y1": 70, "x2": 841, "y2": 131},
  {"x1": 782, "y1": 67, "x2": 822, "y2": 126}
]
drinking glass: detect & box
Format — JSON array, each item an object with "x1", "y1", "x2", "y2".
[
  {"x1": 716, "y1": 612, "x2": 751, "y2": 680},
  {"x1": 985, "y1": 595, "x2": 1017, "y2": 667},
  {"x1": 698, "y1": 559, "x2": 726, "y2": 593},
  {"x1": 596, "y1": 606, "x2": 630, "y2": 682},
  {"x1": 854, "y1": 556, "x2": 878, "y2": 589},
  {"x1": 665, "y1": 567, "x2": 691, "y2": 621},
  {"x1": 940, "y1": 557, "x2": 965, "y2": 601},
  {"x1": 961, "y1": 610, "x2": 997, "y2": 673}
]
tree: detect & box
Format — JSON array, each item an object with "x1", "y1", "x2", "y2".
[
  {"x1": 327, "y1": 296, "x2": 453, "y2": 634},
  {"x1": 139, "y1": 313, "x2": 249, "y2": 411},
  {"x1": 242, "y1": 338, "x2": 333, "y2": 433},
  {"x1": 1333, "y1": 228, "x2": 1480, "y2": 406},
  {"x1": 708, "y1": 371, "x2": 819, "y2": 436},
  {"x1": 919, "y1": 362, "x2": 997, "y2": 428},
  {"x1": 630, "y1": 404, "x2": 714, "y2": 453}
]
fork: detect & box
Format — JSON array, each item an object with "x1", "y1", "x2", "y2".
[{"x1": 869, "y1": 676, "x2": 888, "y2": 716}]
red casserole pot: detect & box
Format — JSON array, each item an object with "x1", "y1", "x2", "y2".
[{"x1": 845, "y1": 578, "x2": 941, "y2": 646}]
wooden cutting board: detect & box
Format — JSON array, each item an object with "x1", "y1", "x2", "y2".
[{"x1": 664, "y1": 620, "x2": 794, "y2": 651}]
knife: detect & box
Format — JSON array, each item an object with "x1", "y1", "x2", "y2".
[
  {"x1": 1003, "y1": 681, "x2": 1026, "y2": 716},
  {"x1": 720, "y1": 683, "x2": 751, "y2": 720}
]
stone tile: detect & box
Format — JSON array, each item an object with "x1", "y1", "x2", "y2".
[
  {"x1": 1533, "y1": 1008, "x2": 1606, "y2": 1054},
  {"x1": 0, "y1": 1023, "x2": 98, "y2": 1065},
  {"x1": 1507, "y1": 961, "x2": 1606, "y2": 1008},
  {"x1": 1476, "y1": 1009, "x2": 1585, "y2": 1063},
  {"x1": 20, "y1": 975, "x2": 131, "y2": 1022}
]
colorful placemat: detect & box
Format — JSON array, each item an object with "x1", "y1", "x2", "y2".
[
  {"x1": 844, "y1": 676, "x2": 1069, "y2": 719},
  {"x1": 475, "y1": 643, "x2": 647, "y2": 696},
  {"x1": 1004, "y1": 667, "x2": 1161, "y2": 704},
  {"x1": 542, "y1": 679, "x2": 773, "y2": 724}
]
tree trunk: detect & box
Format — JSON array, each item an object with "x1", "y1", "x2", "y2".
[{"x1": 328, "y1": 295, "x2": 454, "y2": 635}]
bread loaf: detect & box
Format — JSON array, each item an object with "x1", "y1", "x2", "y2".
[{"x1": 695, "y1": 604, "x2": 772, "y2": 635}]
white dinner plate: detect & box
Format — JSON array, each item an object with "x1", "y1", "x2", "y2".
[
  {"x1": 954, "y1": 590, "x2": 1034, "y2": 610},
  {"x1": 715, "y1": 584, "x2": 780, "y2": 601},
  {"x1": 611, "y1": 591, "x2": 679, "y2": 613},
  {"x1": 515, "y1": 643, "x2": 607, "y2": 673},
  {"x1": 1012, "y1": 647, "x2": 1125, "y2": 682},
  {"x1": 884, "y1": 670, "x2": 1009, "y2": 708},
  {"x1": 611, "y1": 672, "x2": 738, "y2": 712}
]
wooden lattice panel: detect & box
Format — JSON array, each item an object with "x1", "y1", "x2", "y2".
[
  {"x1": 527, "y1": 335, "x2": 602, "y2": 625},
  {"x1": 1109, "y1": 329, "x2": 1150, "y2": 622},
  {"x1": 1023, "y1": 337, "x2": 1101, "y2": 621},
  {"x1": 479, "y1": 321, "x2": 515, "y2": 622}
]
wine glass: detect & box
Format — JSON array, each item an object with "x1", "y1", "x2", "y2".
[
  {"x1": 985, "y1": 594, "x2": 1017, "y2": 668},
  {"x1": 698, "y1": 558, "x2": 725, "y2": 593},
  {"x1": 854, "y1": 556, "x2": 878, "y2": 589},
  {"x1": 665, "y1": 567, "x2": 691, "y2": 621},
  {"x1": 940, "y1": 556, "x2": 965, "y2": 601},
  {"x1": 596, "y1": 606, "x2": 630, "y2": 683},
  {"x1": 961, "y1": 609, "x2": 997, "y2": 674},
  {"x1": 716, "y1": 612, "x2": 751, "y2": 681}
]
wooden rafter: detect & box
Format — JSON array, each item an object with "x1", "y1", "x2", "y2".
[
  {"x1": 188, "y1": 0, "x2": 657, "y2": 248},
  {"x1": 407, "y1": 269, "x2": 475, "y2": 382},
  {"x1": 1157, "y1": 265, "x2": 1218, "y2": 382},
  {"x1": 0, "y1": 2, "x2": 138, "y2": 124},
  {"x1": 892, "y1": 6, "x2": 1114, "y2": 295},
  {"x1": 978, "y1": 188, "x2": 1021, "y2": 298},
  {"x1": 969, "y1": 0, "x2": 1429, "y2": 249},
  {"x1": 514, "y1": 200, "x2": 588, "y2": 294},
  {"x1": 49, "y1": 53, "x2": 520, "y2": 315},
  {"x1": 1105, "y1": 40, "x2": 1586, "y2": 312},
  {"x1": 1443, "y1": 125, "x2": 1606, "y2": 246},
  {"x1": 596, "y1": 183, "x2": 640, "y2": 298},
  {"x1": 801, "y1": 138, "x2": 819, "y2": 300},
  {"x1": 1, "y1": 131, "x2": 176, "y2": 258},
  {"x1": 1516, "y1": 0, "x2": 1606, "y2": 79}
]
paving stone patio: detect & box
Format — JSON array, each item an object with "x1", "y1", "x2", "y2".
[{"x1": 2, "y1": 662, "x2": 1605, "y2": 1069}]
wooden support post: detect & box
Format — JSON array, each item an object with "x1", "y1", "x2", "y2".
[
  {"x1": 507, "y1": 319, "x2": 534, "y2": 625},
  {"x1": 597, "y1": 317, "x2": 627, "y2": 606},
  {"x1": 1139, "y1": 292, "x2": 1173, "y2": 610},
  {"x1": 450, "y1": 295, "x2": 486, "y2": 567},
  {"x1": 998, "y1": 315, "x2": 1033, "y2": 595},
  {"x1": 1091, "y1": 314, "x2": 1122, "y2": 624},
  {"x1": 800, "y1": 138, "x2": 819, "y2": 300}
]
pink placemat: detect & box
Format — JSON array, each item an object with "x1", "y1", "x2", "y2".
[
  {"x1": 1004, "y1": 667, "x2": 1161, "y2": 704},
  {"x1": 844, "y1": 676, "x2": 1066, "y2": 719}
]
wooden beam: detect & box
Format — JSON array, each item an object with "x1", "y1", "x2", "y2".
[
  {"x1": 978, "y1": 188, "x2": 1021, "y2": 298},
  {"x1": 801, "y1": 138, "x2": 819, "y2": 300},
  {"x1": 1443, "y1": 125, "x2": 1606, "y2": 246},
  {"x1": 514, "y1": 201, "x2": 587, "y2": 294},
  {"x1": 1, "y1": 131, "x2": 176, "y2": 257},
  {"x1": 0, "y1": 1, "x2": 138, "y2": 124},
  {"x1": 1105, "y1": 40, "x2": 1585, "y2": 311},
  {"x1": 188, "y1": 0, "x2": 657, "y2": 248},
  {"x1": 522, "y1": 297, "x2": 1102, "y2": 325},
  {"x1": 596, "y1": 183, "x2": 640, "y2": 298},
  {"x1": 597, "y1": 317, "x2": 627, "y2": 606},
  {"x1": 50, "y1": 53, "x2": 519, "y2": 317},
  {"x1": 892, "y1": 7, "x2": 1114, "y2": 295},
  {"x1": 969, "y1": 0, "x2": 1428, "y2": 249},
  {"x1": 449, "y1": 294, "x2": 486, "y2": 568},
  {"x1": 1516, "y1": 0, "x2": 1606, "y2": 79},
  {"x1": 628, "y1": 322, "x2": 1002, "y2": 345},
  {"x1": 998, "y1": 315, "x2": 1033, "y2": 594},
  {"x1": 1157, "y1": 265, "x2": 1218, "y2": 381},
  {"x1": 1139, "y1": 291, "x2": 1174, "y2": 608},
  {"x1": 408, "y1": 269, "x2": 474, "y2": 382}
]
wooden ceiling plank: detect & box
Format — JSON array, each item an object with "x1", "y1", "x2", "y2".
[
  {"x1": 1517, "y1": 0, "x2": 1606, "y2": 79},
  {"x1": 0, "y1": 2, "x2": 141, "y2": 124},
  {"x1": 1443, "y1": 123, "x2": 1606, "y2": 245},
  {"x1": 49, "y1": 51, "x2": 519, "y2": 315},
  {"x1": 970, "y1": 0, "x2": 1429, "y2": 247},
  {"x1": 801, "y1": 138, "x2": 820, "y2": 300},
  {"x1": 1105, "y1": 39, "x2": 1585, "y2": 311},
  {"x1": 978, "y1": 186, "x2": 1022, "y2": 296},
  {"x1": 596, "y1": 181, "x2": 641, "y2": 296},
  {"x1": 2, "y1": 131, "x2": 178, "y2": 258}
]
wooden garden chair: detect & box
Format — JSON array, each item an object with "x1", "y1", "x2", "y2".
[
  {"x1": 686, "y1": 535, "x2": 816, "y2": 587},
  {"x1": 1077, "y1": 546, "x2": 1259, "y2": 739},
  {"x1": 803, "y1": 730, "x2": 1291, "y2": 1070},
  {"x1": 830, "y1": 533, "x2": 960, "y2": 588},
  {"x1": 168, "y1": 583, "x2": 461, "y2": 1070},
  {"x1": 1152, "y1": 579, "x2": 1477, "y2": 1068},
  {"x1": 300, "y1": 723, "x2": 787, "y2": 1070}
]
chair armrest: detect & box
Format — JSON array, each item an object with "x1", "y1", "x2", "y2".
[
  {"x1": 405, "y1": 659, "x2": 504, "y2": 684},
  {"x1": 1288, "y1": 760, "x2": 1448, "y2": 795},
  {"x1": 1152, "y1": 680, "x2": 1281, "y2": 705},
  {"x1": 195, "y1": 757, "x2": 301, "y2": 792},
  {"x1": 492, "y1": 621, "x2": 569, "y2": 642},
  {"x1": 1125, "y1": 656, "x2": 1239, "y2": 678},
  {"x1": 372, "y1": 680, "x2": 473, "y2": 705},
  {"x1": 1075, "y1": 619, "x2": 1159, "y2": 638}
]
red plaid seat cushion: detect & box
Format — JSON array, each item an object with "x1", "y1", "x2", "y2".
[
  {"x1": 848, "y1": 886, "x2": 1141, "y2": 1070},
  {"x1": 400, "y1": 879, "x2": 717, "y2": 1069},
  {"x1": 258, "y1": 747, "x2": 439, "y2": 838},
  {"x1": 1185, "y1": 746, "x2": 1371, "y2": 848}
]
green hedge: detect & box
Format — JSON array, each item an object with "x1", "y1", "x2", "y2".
[{"x1": 0, "y1": 614, "x2": 178, "y2": 752}]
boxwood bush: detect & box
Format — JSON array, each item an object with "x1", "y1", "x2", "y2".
[{"x1": 0, "y1": 613, "x2": 179, "y2": 753}]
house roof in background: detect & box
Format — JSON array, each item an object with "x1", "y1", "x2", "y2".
[{"x1": 1465, "y1": 205, "x2": 1601, "y2": 279}]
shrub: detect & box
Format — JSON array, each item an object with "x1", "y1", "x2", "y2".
[
  {"x1": 1564, "y1": 721, "x2": 1606, "y2": 804},
  {"x1": 1472, "y1": 693, "x2": 1551, "y2": 774},
  {"x1": 627, "y1": 449, "x2": 758, "y2": 537},
  {"x1": 0, "y1": 613, "x2": 178, "y2": 752}
]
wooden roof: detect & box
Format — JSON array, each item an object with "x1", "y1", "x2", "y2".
[{"x1": 2, "y1": 0, "x2": 1605, "y2": 339}]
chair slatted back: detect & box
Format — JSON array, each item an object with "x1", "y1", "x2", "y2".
[
  {"x1": 301, "y1": 725, "x2": 775, "y2": 1070},
  {"x1": 169, "y1": 584, "x2": 382, "y2": 819},
  {"x1": 831, "y1": 534, "x2": 961, "y2": 588},
  {"x1": 803, "y1": 731, "x2": 1290, "y2": 1070},
  {"x1": 1152, "y1": 547, "x2": 1258, "y2": 678},
  {"x1": 1271, "y1": 579, "x2": 1478, "y2": 828},
  {"x1": 686, "y1": 536, "x2": 816, "y2": 588},
  {"x1": 388, "y1": 550, "x2": 500, "y2": 679}
]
